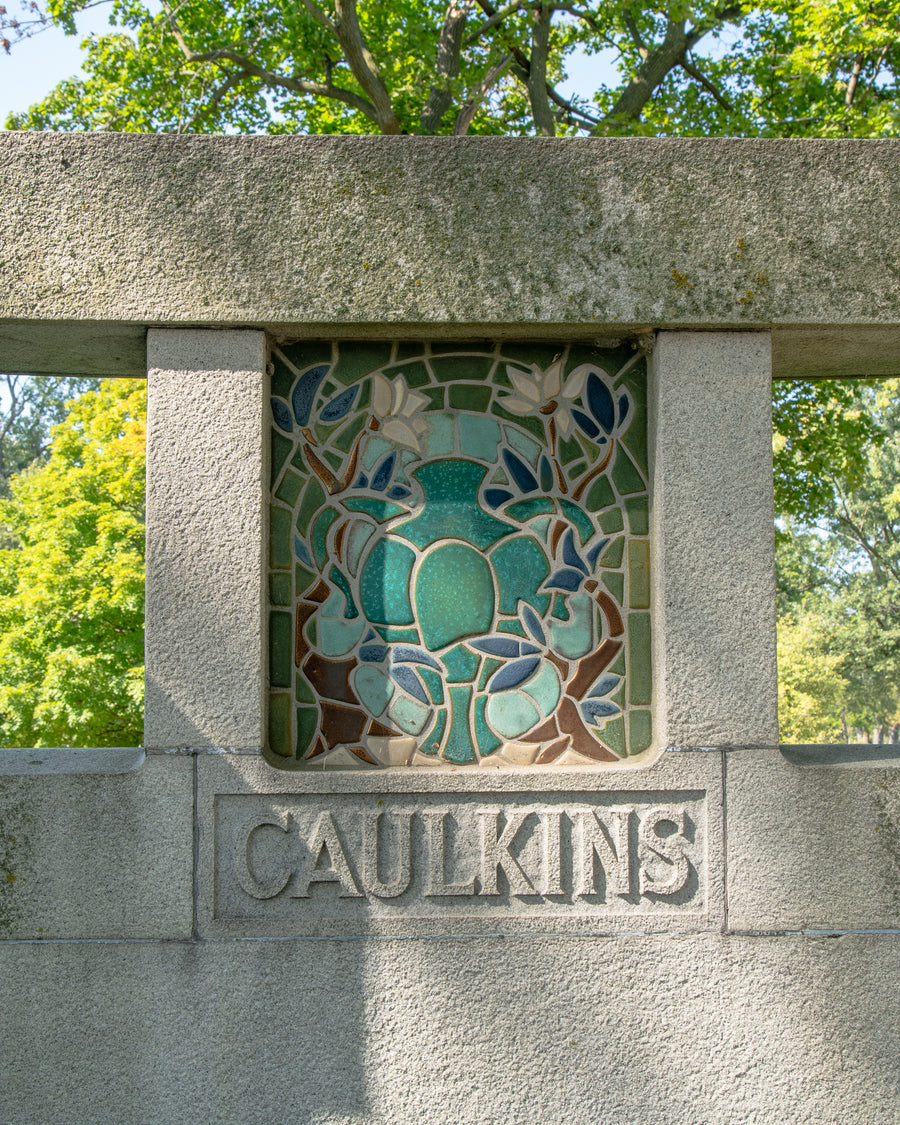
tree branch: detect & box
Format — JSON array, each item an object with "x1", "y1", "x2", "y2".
[
  {"x1": 846, "y1": 52, "x2": 864, "y2": 107},
  {"x1": 333, "y1": 0, "x2": 401, "y2": 133},
  {"x1": 421, "y1": 1, "x2": 475, "y2": 132},
  {"x1": 526, "y1": 3, "x2": 555, "y2": 135},
  {"x1": 680, "y1": 55, "x2": 735, "y2": 112},
  {"x1": 183, "y1": 71, "x2": 242, "y2": 131},
  {"x1": 453, "y1": 51, "x2": 512, "y2": 133}
]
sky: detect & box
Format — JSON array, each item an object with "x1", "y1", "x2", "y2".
[{"x1": 0, "y1": 5, "x2": 620, "y2": 127}]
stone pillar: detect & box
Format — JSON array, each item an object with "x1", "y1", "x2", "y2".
[
  {"x1": 144, "y1": 329, "x2": 267, "y2": 750},
  {"x1": 650, "y1": 332, "x2": 776, "y2": 747}
]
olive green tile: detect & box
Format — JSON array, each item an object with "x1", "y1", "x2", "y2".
[
  {"x1": 585, "y1": 475, "x2": 615, "y2": 512},
  {"x1": 270, "y1": 431, "x2": 293, "y2": 487},
  {"x1": 269, "y1": 572, "x2": 292, "y2": 607},
  {"x1": 269, "y1": 610, "x2": 293, "y2": 688},
  {"x1": 269, "y1": 505, "x2": 292, "y2": 569},
  {"x1": 602, "y1": 572, "x2": 625, "y2": 603},
  {"x1": 268, "y1": 693, "x2": 292, "y2": 757},
  {"x1": 628, "y1": 709, "x2": 653, "y2": 754},
  {"x1": 628, "y1": 539, "x2": 651, "y2": 609},
  {"x1": 628, "y1": 612, "x2": 652, "y2": 706},
  {"x1": 431, "y1": 354, "x2": 494, "y2": 382},
  {"x1": 626, "y1": 496, "x2": 649, "y2": 535},
  {"x1": 331, "y1": 342, "x2": 393, "y2": 385},
  {"x1": 275, "y1": 469, "x2": 304, "y2": 507},
  {"x1": 449, "y1": 383, "x2": 492, "y2": 411},
  {"x1": 599, "y1": 507, "x2": 624, "y2": 534}
]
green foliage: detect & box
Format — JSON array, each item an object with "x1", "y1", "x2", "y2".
[
  {"x1": 7, "y1": 0, "x2": 900, "y2": 138},
  {"x1": 0, "y1": 380, "x2": 145, "y2": 747},
  {"x1": 777, "y1": 611, "x2": 848, "y2": 742}
]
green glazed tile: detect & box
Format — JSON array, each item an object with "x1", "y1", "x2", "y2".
[
  {"x1": 270, "y1": 506, "x2": 292, "y2": 569},
  {"x1": 621, "y1": 371, "x2": 649, "y2": 475},
  {"x1": 353, "y1": 665, "x2": 393, "y2": 717},
  {"x1": 599, "y1": 716, "x2": 627, "y2": 757},
  {"x1": 297, "y1": 478, "x2": 326, "y2": 535},
  {"x1": 331, "y1": 342, "x2": 393, "y2": 386},
  {"x1": 600, "y1": 537, "x2": 624, "y2": 568},
  {"x1": 333, "y1": 413, "x2": 366, "y2": 452},
  {"x1": 486, "y1": 690, "x2": 540, "y2": 740},
  {"x1": 477, "y1": 657, "x2": 502, "y2": 690},
  {"x1": 362, "y1": 436, "x2": 393, "y2": 471},
  {"x1": 432, "y1": 355, "x2": 494, "y2": 382},
  {"x1": 296, "y1": 706, "x2": 319, "y2": 757},
  {"x1": 376, "y1": 627, "x2": 420, "y2": 643},
  {"x1": 549, "y1": 592, "x2": 594, "y2": 660},
  {"x1": 323, "y1": 449, "x2": 342, "y2": 471},
  {"x1": 419, "y1": 708, "x2": 447, "y2": 755},
  {"x1": 279, "y1": 342, "x2": 333, "y2": 380},
  {"x1": 395, "y1": 342, "x2": 426, "y2": 362},
  {"x1": 419, "y1": 666, "x2": 445, "y2": 705},
  {"x1": 628, "y1": 709, "x2": 653, "y2": 754},
  {"x1": 474, "y1": 696, "x2": 503, "y2": 756},
  {"x1": 491, "y1": 534, "x2": 550, "y2": 615},
  {"x1": 360, "y1": 538, "x2": 416, "y2": 625},
  {"x1": 416, "y1": 542, "x2": 495, "y2": 649},
  {"x1": 270, "y1": 356, "x2": 295, "y2": 399},
  {"x1": 295, "y1": 677, "x2": 315, "y2": 704},
  {"x1": 359, "y1": 380, "x2": 371, "y2": 410},
  {"x1": 275, "y1": 469, "x2": 305, "y2": 507},
  {"x1": 424, "y1": 413, "x2": 454, "y2": 456},
  {"x1": 628, "y1": 613, "x2": 652, "y2": 705},
  {"x1": 505, "y1": 427, "x2": 542, "y2": 467},
  {"x1": 490, "y1": 403, "x2": 546, "y2": 441},
  {"x1": 295, "y1": 564, "x2": 315, "y2": 595},
  {"x1": 449, "y1": 383, "x2": 492, "y2": 411},
  {"x1": 268, "y1": 693, "x2": 292, "y2": 757},
  {"x1": 321, "y1": 380, "x2": 337, "y2": 397},
  {"x1": 506, "y1": 498, "x2": 554, "y2": 522},
  {"x1": 552, "y1": 594, "x2": 568, "y2": 620},
  {"x1": 460, "y1": 416, "x2": 501, "y2": 461},
  {"x1": 609, "y1": 650, "x2": 626, "y2": 676},
  {"x1": 497, "y1": 620, "x2": 526, "y2": 636},
  {"x1": 612, "y1": 445, "x2": 646, "y2": 496},
  {"x1": 568, "y1": 460, "x2": 587, "y2": 480},
  {"x1": 269, "y1": 572, "x2": 292, "y2": 606},
  {"x1": 521, "y1": 661, "x2": 561, "y2": 716},
  {"x1": 422, "y1": 386, "x2": 446, "y2": 411},
  {"x1": 402, "y1": 461, "x2": 512, "y2": 550},
  {"x1": 388, "y1": 692, "x2": 431, "y2": 736},
  {"x1": 311, "y1": 506, "x2": 339, "y2": 568},
  {"x1": 558, "y1": 499, "x2": 595, "y2": 544},
  {"x1": 626, "y1": 496, "x2": 649, "y2": 535},
  {"x1": 328, "y1": 567, "x2": 359, "y2": 618},
  {"x1": 602, "y1": 572, "x2": 625, "y2": 603},
  {"x1": 271, "y1": 431, "x2": 293, "y2": 487},
  {"x1": 441, "y1": 643, "x2": 480, "y2": 682},
  {"x1": 599, "y1": 507, "x2": 624, "y2": 534},
  {"x1": 585, "y1": 475, "x2": 615, "y2": 513},
  {"x1": 306, "y1": 618, "x2": 317, "y2": 646},
  {"x1": 557, "y1": 436, "x2": 582, "y2": 465},
  {"x1": 443, "y1": 687, "x2": 476, "y2": 762},
  {"x1": 343, "y1": 497, "x2": 406, "y2": 522},
  {"x1": 383, "y1": 360, "x2": 430, "y2": 387},
  {"x1": 628, "y1": 539, "x2": 651, "y2": 609}
]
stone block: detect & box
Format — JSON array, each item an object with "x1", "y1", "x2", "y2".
[
  {"x1": 727, "y1": 746, "x2": 900, "y2": 932},
  {"x1": 651, "y1": 333, "x2": 777, "y2": 747},
  {"x1": 0, "y1": 752, "x2": 193, "y2": 940},
  {"x1": 197, "y1": 749, "x2": 723, "y2": 938},
  {"x1": 2, "y1": 933, "x2": 900, "y2": 1123},
  {"x1": 145, "y1": 329, "x2": 266, "y2": 750}
]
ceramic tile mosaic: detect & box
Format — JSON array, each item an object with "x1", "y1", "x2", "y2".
[{"x1": 268, "y1": 342, "x2": 652, "y2": 769}]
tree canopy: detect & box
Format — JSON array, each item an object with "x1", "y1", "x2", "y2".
[
  {"x1": 3, "y1": 1, "x2": 900, "y2": 138},
  {"x1": 0, "y1": 380, "x2": 145, "y2": 747}
]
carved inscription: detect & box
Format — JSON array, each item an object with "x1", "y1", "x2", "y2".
[{"x1": 215, "y1": 792, "x2": 706, "y2": 924}]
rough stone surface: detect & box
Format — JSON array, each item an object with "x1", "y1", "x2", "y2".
[
  {"x1": 2, "y1": 933, "x2": 899, "y2": 1124},
  {"x1": 0, "y1": 753, "x2": 192, "y2": 940},
  {"x1": 3, "y1": 134, "x2": 900, "y2": 377},
  {"x1": 651, "y1": 333, "x2": 777, "y2": 747},
  {"x1": 145, "y1": 329, "x2": 266, "y2": 750},
  {"x1": 727, "y1": 746, "x2": 900, "y2": 932},
  {"x1": 197, "y1": 750, "x2": 723, "y2": 938}
]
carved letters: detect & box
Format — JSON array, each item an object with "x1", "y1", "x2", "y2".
[{"x1": 224, "y1": 798, "x2": 699, "y2": 910}]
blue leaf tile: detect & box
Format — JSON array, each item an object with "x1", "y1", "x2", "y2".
[
  {"x1": 271, "y1": 398, "x2": 293, "y2": 433},
  {"x1": 320, "y1": 385, "x2": 359, "y2": 422},
  {"x1": 562, "y1": 528, "x2": 588, "y2": 574},
  {"x1": 618, "y1": 392, "x2": 630, "y2": 427},
  {"x1": 355, "y1": 473, "x2": 369, "y2": 488},
  {"x1": 371, "y1": 452, "x2": 396, "y2": 491},
  {"x1": 587, "y1": 675, "x2": 622, "y2": 698},
  {"x1": 572, "y1": 409, "x2": 600, "y2": 440},
  {"x1": 390, "y1": 664, "x2": 429, "y2": 703},
  {"x1": 488, "y1": 656, "x2": 541, "y2": 693},
  {"x1": 586, "y1": 372, "x2": 615, "y2": 433},
  {"x1": 544, "y1": 568, "x2": 584, "y2": 592},
  {"x1": 360, "y1": 644, "x2": 389, "y2": 663},
  {"x1": 292, "y1": 364, "x2": 329, "y2": 426},
  {"x1": 387, "y1": 485, "x2": 410, "y2": 500},
  {"x1": 539, "y1": 455, "x2": 553, "y2": 492},
  {"x1": 582, "y1": 699, "x2": 620, "y2": 722},
  {"x1": 293, "y1": 537, "x2": 312, "y2": 566},
  {"x1": 485, "y1": 488, "x2": 514, "y2": 510},
  {"x1": 522, "y1": 605, "x2": 546, "y2": 644},
  {"x1": 502, "y1": 450, "x2": 539, "y2": 493},
  {"x1": 471, "y1": 636, "x2": 522, "y2": 658},
  {"x1": 586, "y1": 539, "x2": 609, "y2": 569},
  {"x1": 392, "y1": 645, "x2": 442, "y2": 669}
]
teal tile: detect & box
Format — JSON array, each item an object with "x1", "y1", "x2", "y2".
[
  {"x1": 521, "y1": 661, "x2": 561, "y2": 716},
  {"x1": 424, "y1": 413, "x2": 454, "y2": 456},
  {"x1": 492, "y1": 534, "x2": 550, "y2": 615},
  {"x1": 360, "y1": 538, "x2": 415, "y2": 625},
  {"x1": 549, "y1": 592, "x2": 594, "y2": 660},
  {"x1": 558, "y1": 499, "x2": 594, "y2": 543},
  {"x1": 485, "y1": 690, "x2": 539, "y2": 740},
  {"x1": 474, "y1": 696, "x2": 503, "y2": 757},
  {"x1": 505, "y1": 426, "x2": 542, "y2": 468},
  {"x1": 444, "y1": 686, "x2": 476, "y2": 762},
  {"x1": 311, "y1": 506, "x2": 338, "y2": 568},
  {"x1": 420, "y1": 708, "x2": 447, "y2": 755},
  {"x1": 460, "y1": 416, "x2": 501, "y2": 461},
  {"x1": 353, "y1": 665, "x2": 394, "y2": 717},
  {"x1": 388, "y1": 693, "x2": 431, "y2": 735},
  {"x1": 441, "y1": 643, "x2": 480, "y2": 682},
  {"x1": 415, "y1": 542, "x2": 495, "y2": 649}
]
